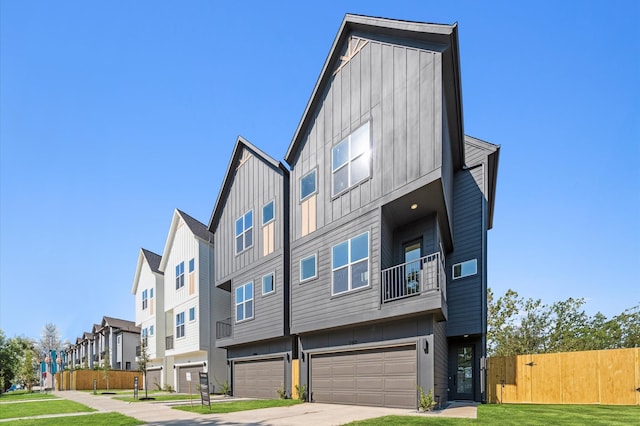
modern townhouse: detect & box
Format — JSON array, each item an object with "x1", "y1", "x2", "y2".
[
  {"x1": 281, "y1": 15, "x2": 499, "y2": 408},
  {"x1": 95, "y1": 316, "x2": 140, "y2": 370},
  {"x1": 132, "y1": 248, "x2": 166, "y2": 388},
  {"x1": 157, "y1": 209, "x2": 228, "y2": 393},
  {"x1": 209, "y1": 137, "x2": 291, "y2": 398}
]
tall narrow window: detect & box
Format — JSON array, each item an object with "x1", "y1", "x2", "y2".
[
  {"x1": 332, "y1": 232, "x2": 369, "y2": 295},
  {"x1": 141, "y1": 290, "x2": 148, "y2": 310},
  {"x1": 188, "y1": 258, "x2": 195, "y2": 295},
  {"x1": 300, "y1": 170, "x2": 317, "y2": 201},
  {"x1": 189, "y1": 307, "x2": 196, "y2": 322},
  {"x1": 332, "y1": 122, "x2": 371, "y2": 196},
  {"x1": 235, "y1": 282, "x2": 254, "y2": 322},
  {"x1": 262, "y1": 201, "x2": 275, "y2": 225},
  {"x1": 175, "y1": 262, "x2": 185, "y2": 289},
  {"x1": 176, "y1": 312, "x2": 185, "y2": 338},
  {"x1": 149, "y1": 325, "x2": 154, "y2": 336},
  {"x1": 235, "y1": 210, "x2": 253, "y2": 254}
]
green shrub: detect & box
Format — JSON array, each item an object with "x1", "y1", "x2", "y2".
[{"x1": 417, "y1": 386, "x2": 437, "y2": 411}]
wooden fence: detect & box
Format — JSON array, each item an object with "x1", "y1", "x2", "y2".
[
  {"x1": 487, "y1": 347, "x2": 640, "y2": 405},
  {"x1": 55, "y1": 370, "x2": 143, "y2": 391}
]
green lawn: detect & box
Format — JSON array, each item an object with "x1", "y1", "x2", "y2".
[
  {"x1": 174, "y1": 398, "x2": 303, "y2": 414},
  {"x1": 346, "y1": 404, "x2": 640, "y2": 426},
  {"x1": 0, "y1": 391, "x2": 58, "y2": 401},
  {"x1": 0, "y1": 399, "x2": 95, "y2": 420},
  {"x1": 11, "y1": 412, "x2": 143, "y2": 425},
  {"x1": 114, "y1": 393, "x2": 196, "y2": 402}
]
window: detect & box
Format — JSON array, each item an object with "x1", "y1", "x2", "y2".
[
  {"x1": 235, "y1": 282, "x2": 254, "y2": 322},
  {"x1": 262, "y1": 273, "x2": 275, "y2": 295},
  {"x1": 300, "y1": 170, "x2": 317, "y2": 201},
  {"x1": 188, "y1": 258, "x2": 195, "y2": 273},
  {"x1": 176, "y1": 312, "x2": 185, "y2": 338},
  {"x1": 189, "y1": 307, "x2": 196, "y2": 322},
  {"x1": 142, "y1": 328, "x2": 148, "y2": 338},
  {"x1": 142, "y1": 290, "x2": 148, "y2": 310},
  {"x1": 300, "y1": 254, "x2": 317, "y2": 282},
  {"x1": 262, "y1": 201, "x2": 275, "y2": 225},
  {"x1": 150, "y1": 288, "x2": 154, "y2": 298},
  {"x1": 332, "y1": 122, "x2": 371, "y2": 196},
  {"x1": 235, "y1": 210, "x2": 253, "y2": 253},
  {"x1": 332, "y1": 232, "x2": 369, "y2": 295},
  {"x1": 149, "y1": 325, "x2": 154, "y2": 336},
  {"x1": 453, "y1": 259, "x2": 477, "y2": 279},
  {"x1": 175, "y1": 261, "x2": 185, "y2": 289}
]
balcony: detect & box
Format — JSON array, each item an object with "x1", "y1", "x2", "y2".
[
  {"x1": 381, "y1": 252, "x2": 445, "y2": 304},
  {"x1": 165, "y1": 335, "x2": 174, "y2": 350},
  {"x1": 216, "y1": 318, "x2": 232, "y2": 339}
]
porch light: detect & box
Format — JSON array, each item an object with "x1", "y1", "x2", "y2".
[
  {"x1": 411, "y1": 203, "x2": 418, "y2": 210},
  {"x1": 424, "y1": 340, "x2": 429, "y2": 354}
]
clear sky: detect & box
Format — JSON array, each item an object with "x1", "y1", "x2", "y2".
[{"x1": 1, "y1": 1, "x2": 638, "y2": 342}]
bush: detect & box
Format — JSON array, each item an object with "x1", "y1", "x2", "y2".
[
  {"x1": 275, "y1": 384, "x2": 288, "y2": 399},
  {"x1": 417, "y1": 386, "x2": 437, "y2": 411},
  {"x1": 294, "y1": 383, "x2": 307, "y2": 401}
]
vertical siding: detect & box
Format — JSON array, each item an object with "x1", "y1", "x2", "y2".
[{"x1": 433, "y1": 320, "x2": 448, "y2": 403}]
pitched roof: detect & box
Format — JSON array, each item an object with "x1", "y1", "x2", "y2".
[
  {"x1": 101, "y1": 316, "x2": 140, "y2": 333},
  {"x1": 464, "y1": 135, "x2": 500, "y2": 230},
  {"x1": 158, "y1": 209, "x2": 213, "y2": 272},
  {"x1": 141, "y1": 248, "x2": 162, "y2": 273},
  {"x1": 176, "y1": 209, "x2": 213, "y2": 243},
  {"x1": 131, "y1": 247, "x2": 163, "y2": 295},
  {"x1": 208, "y1": 136, "x2": 288, "y2": 232},
  {"x1": 285, "y1": 14, "x2": 463, "y2": 168}
]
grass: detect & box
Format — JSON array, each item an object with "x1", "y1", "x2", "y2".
[
  {"x1": 173, "y1": 398, "x2": 303, "y2": 414},
  {"x1": 10, "y1": 412, "x2": 143, "y2": 425},
  {"x1": 0, "y1": 391, "x2": 59, "y2": 401},
  {"x1": 114, "y1": 393, "x2": 196, "y2": 402},
  {"x1": 346, "y1": 404, "x2": 640, "y2": 425},
  {"x1": 0, "y1": 399, "x2": 95, "y2": 420}
]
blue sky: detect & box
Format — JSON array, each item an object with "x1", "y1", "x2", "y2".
[{"x1": 1, "y1": 1, "x2": 638, "y2": 342}]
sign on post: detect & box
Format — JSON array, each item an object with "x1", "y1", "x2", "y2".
[
  {"x1": 199, "y1": 372, "x2": 210, "y2": 408},
  {"x1": 133, "y1": 376, "x2": 139, "y2": 399}
]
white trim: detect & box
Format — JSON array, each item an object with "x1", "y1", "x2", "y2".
[
  {"x1": 452, "y1": 259, "x2": 478, "y2": 279},
  {"x1": 300, "y1": 169, "x2": 318, "y2": 202},
  {"x1": 299, "y1": 253, "x2": 318, "y2": 282},
  {"x1": 235, "y1": 281, "x2": 254, "y2": 323},
  {"x1": 262, "y1": 200, "x2": 276, "y2": 226},
  {"x1": 331, "y1": 231, "x2": 370, "y2": 296},
  {"x1": 262, "y1": 271, "x2": 276, "y2": 296},
  {"x1": 235, "y1": 209, "x2": 254, "y2": 255}
]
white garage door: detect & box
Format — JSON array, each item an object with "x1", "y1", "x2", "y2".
[
  {"x1": 311, "y1": 345, "x2": 417, "y2": 408},
  {"x1": 177, "y1": 365, "x2": 203, "y2": 394},
  {"x1": 234, "y1": 358, "x2": 284, "y2": 399}
]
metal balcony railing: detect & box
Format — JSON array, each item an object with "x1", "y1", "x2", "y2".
[
  {"x1": 216, "y1": 318, "x2": 232, "y2": 339},
  {"x1": 381, "y1": 252, "x2": 446, "y2": 303},
  {"x1": 165, "y1": 335, "x2": 174, "y2": 350}
]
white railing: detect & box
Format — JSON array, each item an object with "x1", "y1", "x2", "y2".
[{"x1": 381, "y1": 252, "x2": 445, "y2": 304}]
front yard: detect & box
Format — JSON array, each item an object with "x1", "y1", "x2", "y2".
[{"x1": 173, "y1": 398, "x2": 303, "y2": 414}]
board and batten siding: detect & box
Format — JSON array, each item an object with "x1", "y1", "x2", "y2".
[
  {"x1": 214, "y1": 149, "x2": 285, "y2": 284},
  {"x1": 446, "y1": 141, "x2": 488, "y2": 337},
  {"x1": 290, "y1": 36, "x2": 447, "y2": 242}
]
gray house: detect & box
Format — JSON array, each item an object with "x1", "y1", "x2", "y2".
[
  {"x1": 284, "y1": 15, "x2": 498, "y2": 407},
  {"x1": 209, "y1": 137, "x2": 292, "y2": 398}
]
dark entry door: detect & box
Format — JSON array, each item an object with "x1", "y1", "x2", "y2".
[
  {"x1": 403, "y1": 240, "x2": 421, "y2": 295},
  {"x1": 449, "y1": 344, "x2": 474, "y2": 400}
]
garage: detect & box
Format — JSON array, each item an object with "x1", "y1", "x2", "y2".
[
  {"x1": 234, "y1": 358, "x2": 284, "y2": 399},
  {"x1": 177, "y1": 364, "x2": 204, "y2": 394},
  {"x1": 145, "y1": 368, "x2": 162, "y2": 390},
  {"x1": 310, "y1": 345, "x2": 417, "y2": 408}
]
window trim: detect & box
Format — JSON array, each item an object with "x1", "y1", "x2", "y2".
[
  {"x1": 175, "y1": 261, "x2": 185, "y2": 290},
  {"x1": 452, "y1": 259, "x2": 478, "y2": 280},
  {"x1": 300, "y1": 169, "x2": 318, "y2": 202},
  {"x1": 331, "y1": 231, "x2": 370, "y2": 296},
  {"x1": 235, "y1": 209, "x2": 254, "y2": 254},
  {"x1": 235, "y1": 282, "x2": 254, "y2": 323},
  {"x1": 188, "y1": 258, "x2": 195, "y2": 273},
  {"x1": 149, "y1": 325, "x2": 154, "y2": 336},
  {"x1": 188, "y1": 307, "x2": 196, "y2": 322},
  {"x1": 299, "y1": 253, "x2": 318, "y2": 283},
  {"x1": 141, "y1": 289, "x2": 148, "y2": 310},
  {"x1": 176, "y1": 312, "x2": 185, "y2": 339},
  {"x1": 262, "y1": 200, "x2": 275, "y2": 226},
  {"x1": 331, "y1": 121, "x2": 371, "y2": 198},
  {"x1": 262, "y1": 272, "x2": 276, "y2": 296}
]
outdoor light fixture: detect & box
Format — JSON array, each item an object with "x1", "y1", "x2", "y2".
[
  {"x1": 286, "y1": 353, "x2": 290, "y2": 362},
  {"x1": 411, "y1": 203, "x2": 418, "y2": 210},
  {"x1": 424, "y1": 340, "x2": 429, "y2": 354},
  {"x1": 301, "y1": 352, "x2": 305, "y2": 362}
]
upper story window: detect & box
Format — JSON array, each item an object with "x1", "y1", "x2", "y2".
[
  {"x1": 149, "y1": 325, "x2": 154, "y2": 336},
  {"x1": 175, "y1": 261, "x2": 185, "y2": 289},
  {"x1": 189, "y1": 307, "x2": 196, "y2": 322},
  {"x1": 300, "y1": 170, "x2": 317, "y2": 201},
  {"x1": 188, "y1": 258, "x2": 195, "y2": 273},
  {"x1": 150, "y1": 288, "x2": 154, "y2": 298},
  {"x1": 332, "y1": 232, "x2": 369, "y2": 295},
  {"x1": 332, "y1": 122, "x2": 371, "y2": 197},
  {"x1": 262, "y1": 201, "x2": 275, "y2": 225},
  {"x1": 300, "y1": 254, "x2": 317, "y2": 282},
  {"x1": 141, "y1": 290, "x2": 148, "y2": 310},
  {"x1": 453, "y1": 259, "x2": 477, "y2": 280},
  {"x1": 176, "y1": 312, "x2": 185, "y2": 338},
  {"x1": 235, "y1": 210, "x2": 253, "y2": 254},
  {"x1": 262, "y1": 272, "x2": 275, "y2": 295},
  {"x1": 235, "y1": 282, "x2": 254, "y2": 322}
]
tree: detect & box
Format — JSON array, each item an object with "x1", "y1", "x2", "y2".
[
  {"x1": 0, "y1": 331, "x2": 33, "y2": 393},
  {"x1": 137, "y1": 340, "x2": 151, "y2": 399},
  {"x1": 16, "y1": 343, "x2": 39, "y2": 391},
  {"x1": 100, "y1": 350, "x2": 111, "y2": 391},
  {"x1": 37, "y1": 323, "x2": 63, "y2": 358}
]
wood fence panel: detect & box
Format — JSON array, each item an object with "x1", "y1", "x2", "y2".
[
  {"x1": 488, "y1": 348, "x2": 639, "y2": 405},
  {"x1": 64, "y1": 370, "x2": 143, "y2": 390}
]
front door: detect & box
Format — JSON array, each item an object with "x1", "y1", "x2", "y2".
[
  {"x1": 403, "y1": 240, "x2": 421, "y2": 295},
  {"x1": 449, "y1": 344, "x2": 474, "y2": 400}
]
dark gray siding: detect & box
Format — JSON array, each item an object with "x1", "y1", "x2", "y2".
[
  {"x1": 446, "y1": 142, "x2": 487, "y2": 337},
  {"x1": 433, "y1": 320, "x2": 448, "y2": 403}
]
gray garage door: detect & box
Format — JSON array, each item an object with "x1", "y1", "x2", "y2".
[
  {"x1": 234, "y1": 358, "x2": 284, "y2": 399},
  {"x1": 145, "y1": 368, "x2": 162, "y2": 390},
  {"x1": 177, "y1": 365, "x2": 203, "y2": 394},
  {"x1": 311, "y1": 345, "x2": 417, "y2": 408}
]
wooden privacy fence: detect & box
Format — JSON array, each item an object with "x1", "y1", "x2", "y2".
[
  {"x1": 487, "y1": 347, "x2": 640, "y2": 405},
  {"x1": 55, "y1": 370, "x2": 143, "y2": 391}
]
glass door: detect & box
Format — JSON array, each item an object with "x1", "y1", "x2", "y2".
[
  {"x1": 403, "y1": 240, "x2": 421, "y2": 295},
  {"x1": 450, "y1": 344, "x2": 474, "y2": 400}
]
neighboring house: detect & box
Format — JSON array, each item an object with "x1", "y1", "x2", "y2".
[
  {"x1": 132, "y1": 248, "x2": 166, "y2": 389},
  {"x1": 78, "y1": 330, "x2": 95, "y2": 369},
  {"x1": 208, "y1": 137, "x2": 291, "y2": 398},
  {"x1": 282, "y1": 14, "x2": 499, "y2": 408},
  {"x1": 97, "y1": 316, "x2": 141, "y2": 370},
  {"x1": 157, "y1": 209, "x2": 228, "y2": 393}
]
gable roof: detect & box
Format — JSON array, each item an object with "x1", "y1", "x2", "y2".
[
  {"x1": 101, "y1": 316, "x2": 140, "y2": 333},
  {"x1": 131, "y1": 248, "x2": 163, "y2": 295},
  {"x1": 464, "y1": 135, "x2": 500, "y2": 230},
  {"x1": 208, "y1": 136, "x2": 289, "y2": 232},
  {"x1": 285, "y1": 14, "x2": 464, "y2": 168},
  {"x1": 158, "y1": 209, "x2": 213, "y2": 272}
]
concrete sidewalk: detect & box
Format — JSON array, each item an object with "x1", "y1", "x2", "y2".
[{"x1": 48, "y1": 391, "x2": 477, "y2": 425}]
